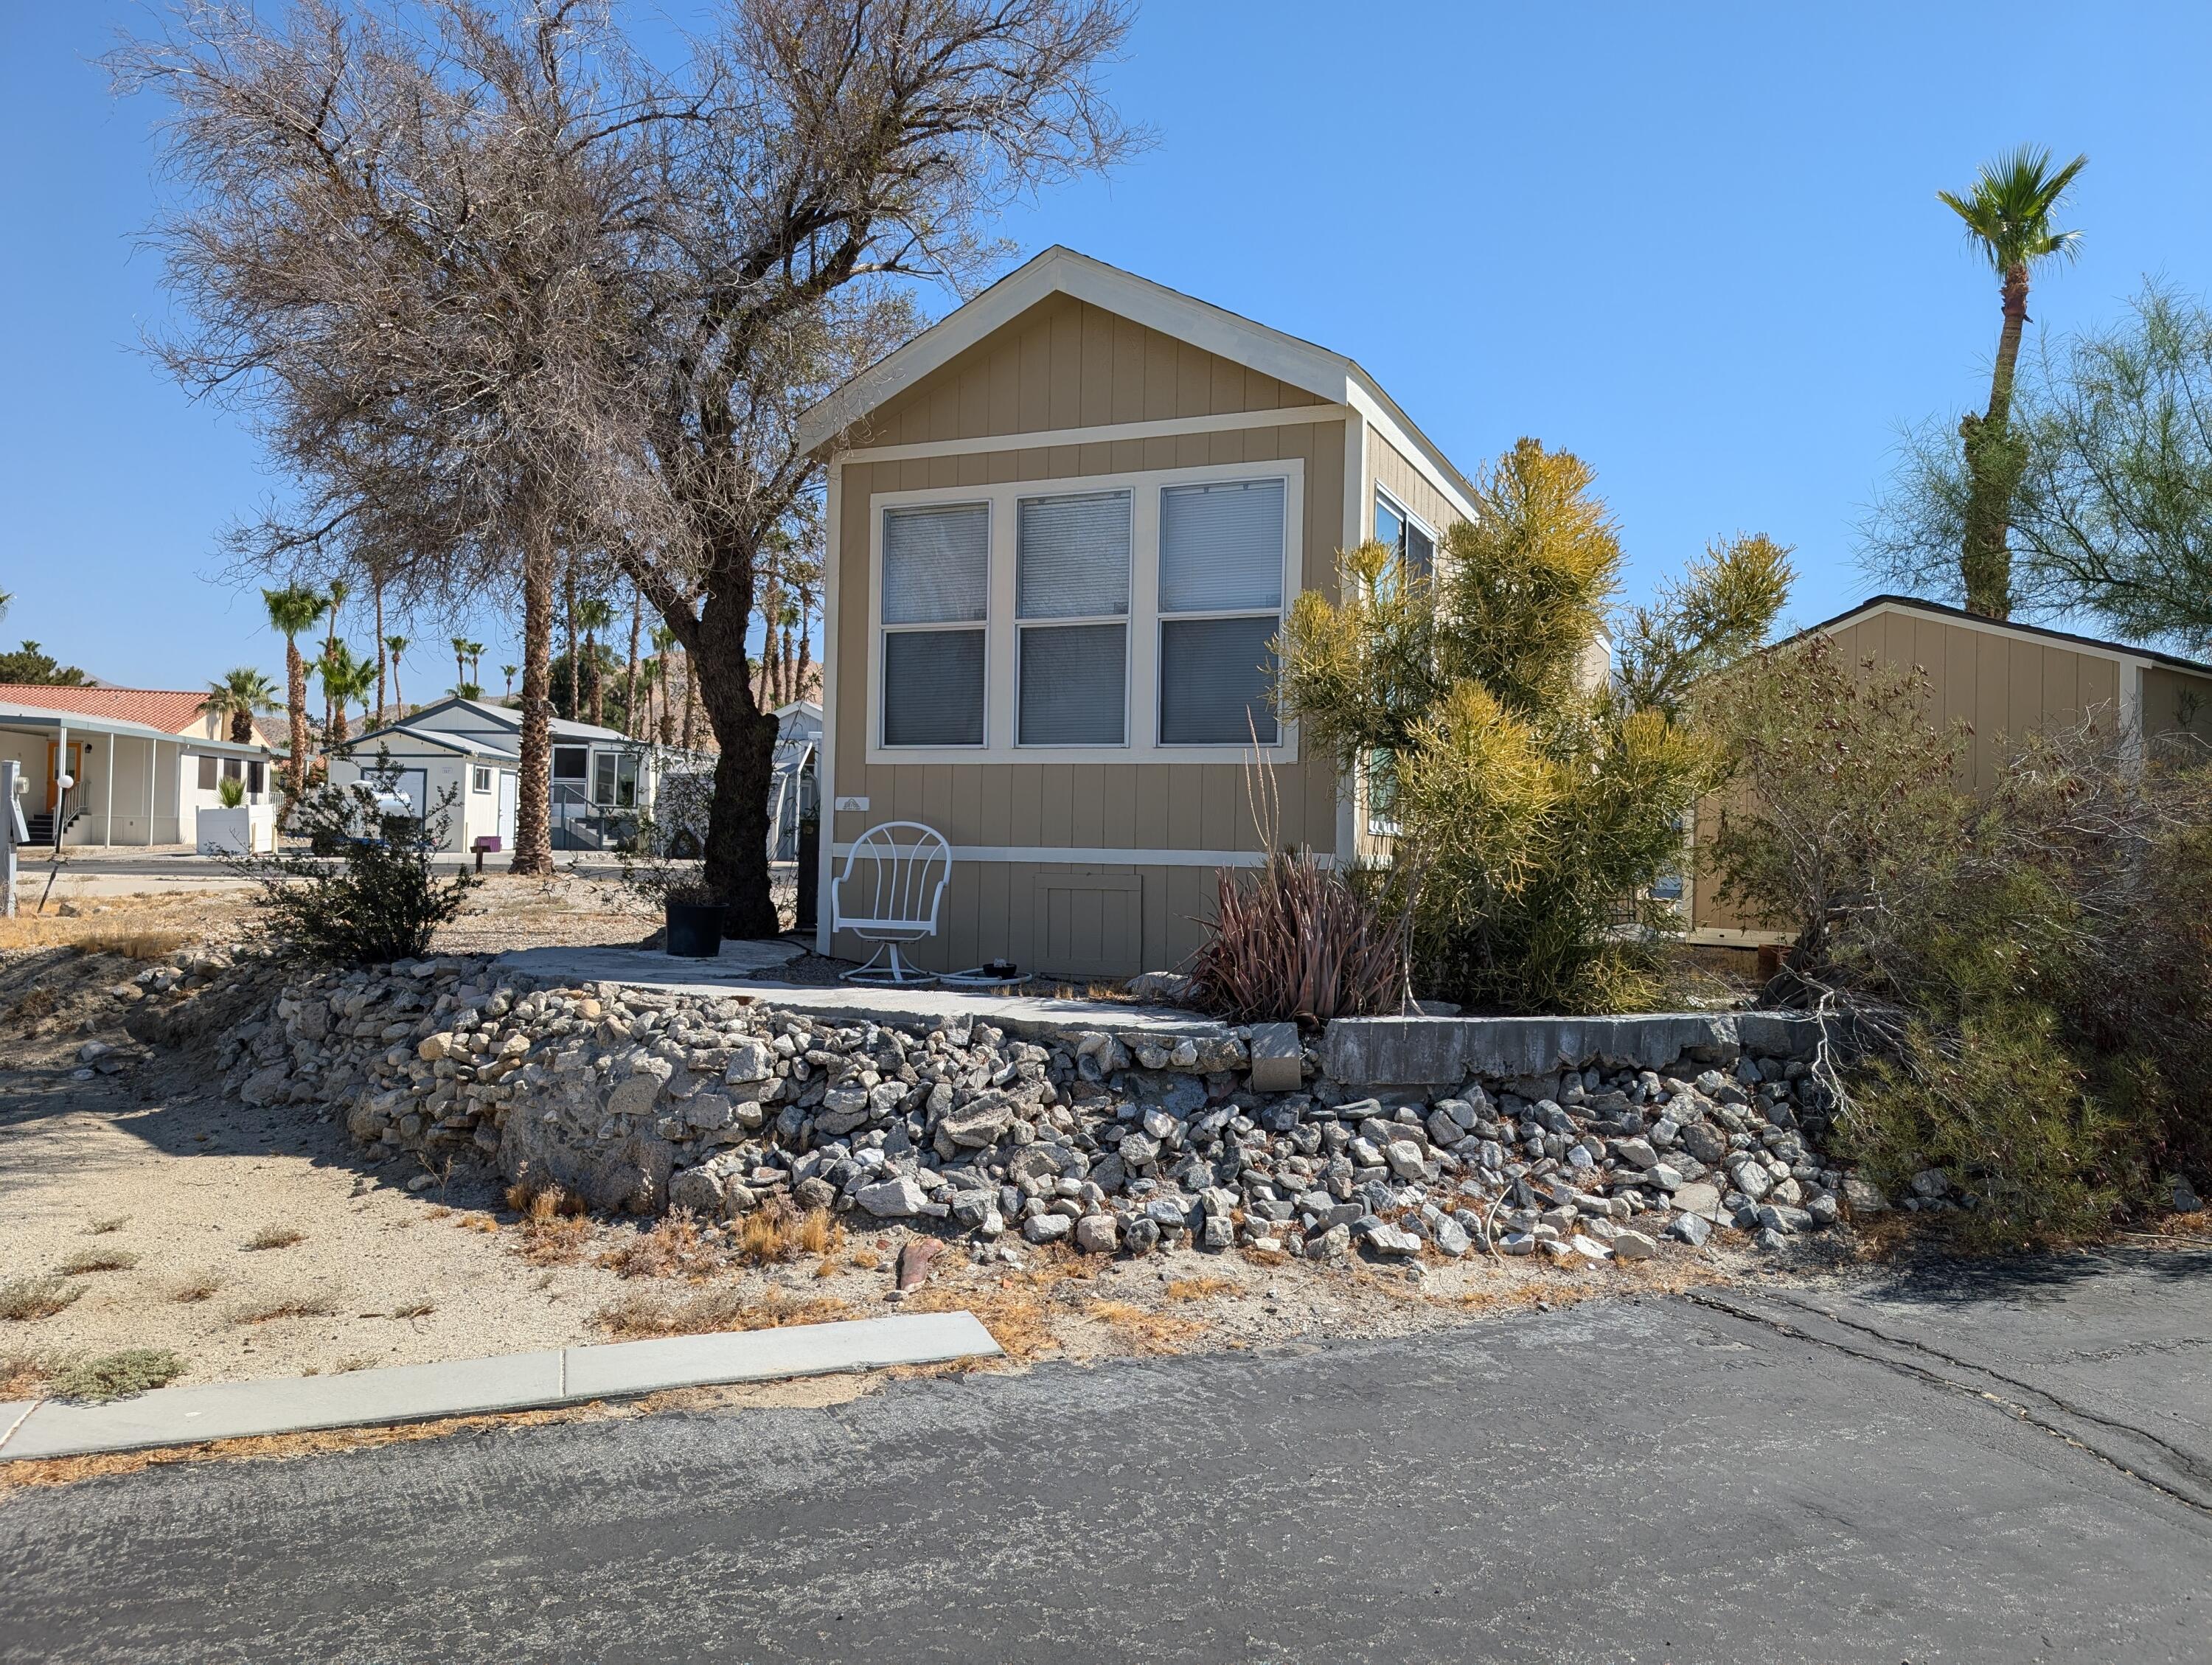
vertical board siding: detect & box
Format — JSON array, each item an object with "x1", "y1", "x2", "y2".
[{"x1": 1370, "y1": 432, "x2": 1467, "y2": 542}]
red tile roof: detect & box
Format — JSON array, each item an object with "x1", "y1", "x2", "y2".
[{"x1": 0, "y1": 684, "x2": 255, "y2": 739}]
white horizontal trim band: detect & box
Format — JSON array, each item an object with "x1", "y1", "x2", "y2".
[
  {"x1": 829, "y1": 843, "x2": 1333, "y2": 869},
  {"x1": 832, "y1": 403, "x2": 1350, "y2": 466}
]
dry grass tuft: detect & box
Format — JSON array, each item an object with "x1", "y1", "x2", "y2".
[
  {"x1": 243, "y1": 1226, "x2": 305, "y2": 1251},
  {"x1": 0, "y1": 1276, "x2": 83, "y2": 1322},
  {"x1": 729, "y1": 1203, "x2": 844, "y2": 1267},
  {"x1": 74, "y1": 929, "x2": 189, "y2": 962},
  {"x1": 1, "y1": 1349, "x2": 52, "y2": 1397},
  {"x1": 388, "y1": 1301, "x2": 434, "y2": 1320},
  {"x1": 507, "y1": 1180, "x2": 586, "y2": 1223},
  {"x1": 1082, "y1": 1299, "x2": 1205, "y2": 1355},
  {"x1": 59, "y1": 1247, "x2": 139, "y2": 1276},
  {"x1": 456, "y1": 1213, "x2": 499, "y2": 1234},
  {"x1": 908, "y1": 1280, "x2": 1058, "y2": 1363},
  {"x1": 231, "y1": 1295, "x2": 338, "y2": 1326},
  {"x1": 86, "y1": 1216, "x2": 128, "y2": 1236},
  {"x1": 1240, "y1": 1245, "x2": 1290, "y2": 1268},
  {"x1": 512, "y1": 1214, "x2": 592, "y2": 1267},
  {"x1": 593, "y1": 1285, "x2": 855, "y2": 1341},
  {"x1": 598, "y1": 1210, "x2": 724, "y2": 1279},
  {"x1": 170, "y1": 1274, "x2": 221, "y2": 1304},
  {"x1": 848, "y1": 1246, "x2": 882, "y2": 1271},
  {"x1": 1164, "y1": 1275, "x2": 1236, "y2": 1302},
  {"x1": 332, "y1": 1355, "x2": 379, "y2": 1374}
]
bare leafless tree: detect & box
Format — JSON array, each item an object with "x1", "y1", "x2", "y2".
[{"x1": 117, "y1": 0, "x2": 1136, "y2": 918}]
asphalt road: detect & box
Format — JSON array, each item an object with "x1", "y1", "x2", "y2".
[{"x1": 5, "y1": 1248, "x2": 2208, "y2": 1664}]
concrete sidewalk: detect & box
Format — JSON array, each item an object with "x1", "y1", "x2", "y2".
[{"x1": 0, "y1": 1311, "x2": 998, "y2": 1462}]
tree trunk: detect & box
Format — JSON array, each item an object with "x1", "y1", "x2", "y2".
[
  {"x1": 230, "y1": 709, "x2": 252, "y2": 745},
  {"x1": 284, "y1": 637, "x2": 308, "y2": 808},
  {"x1": 587, "y1": 630, "x2": 604, "y2": 727},
  {"x1": 373, "y1": 583, "x2": 386, "y2": 726},
  {"x1": 512, "y1": 529, "x2": 556, "y2": 877},
  {"x1": 624, "y1": 591, "x2": 641, "y2": 739},
  {"x1": 1960, "y1": 263, "x2": 2034, "y2": 620},
  {"x1": 681, "y1": 653, "x2": 696, "y2": 751},
  {"x1": 692, "y1": 588, "x2": 779, "y2": 934},
  {"x1": 793, "y1": 616, "x2": 813, "y2": 704}
]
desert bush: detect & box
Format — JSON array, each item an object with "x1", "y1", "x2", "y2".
[
  {"x1": 0, "y1": 1276, "x2": 82, "y2": 1321},
  {"x1": 50, "y1": 1349, "x2": 186, "y2": 1402},
  {"x1": 231, "y1": 750, "x2": 472, "y2": 964},
  {"x1": 1276, "y1": 437, "x2": 1790, "y2": 1012},
  {"x1": 1706, "y1": 637, "x2": 2212, "y2": 1240},
  {"x1": 1186, "y1": 847, "x2": 1408, "y2": 1026}
]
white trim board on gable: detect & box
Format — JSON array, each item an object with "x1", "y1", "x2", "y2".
[{"x1": 796, "y1": 246, "x2": 1478, "y2": 526}]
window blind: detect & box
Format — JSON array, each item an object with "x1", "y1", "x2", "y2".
[
  {"x1": 1020, "y1": 621, "x2": 1126, "y2": 745},
  {"x1": 883, "y1": 630, "x2": 985, "y2": 745},
  {"x1": 883, "y1": 503, "x2": 989, "y2": 624},
  {"x1": 1159, "y1": 615, "x2": 1279, "y2": 745},
  {"x1": 1159, "y1": 479, "x2": 1284, "y2": 612},
  {"x1": 1018, "y1": 492, "x2": 1130, "y2": 618}
]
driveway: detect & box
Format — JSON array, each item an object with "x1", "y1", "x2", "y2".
[{"x1": 4, "y1": 1248, "x2": 2207, "y2": 1664}]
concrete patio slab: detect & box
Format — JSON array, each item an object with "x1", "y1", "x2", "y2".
[
  {"x1": 492, "y1": 943, "x2": 1225, "y2": 1040},
  {"x1": 563, "y1": 1312, "x2": 1000, "y2": 1400},
  {"x1": 0, "y1": 1311, "x2": 1001, "y2": 1463}
]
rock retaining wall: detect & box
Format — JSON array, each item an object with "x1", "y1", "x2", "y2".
[{"x1": 215, "y1": 957, "x2": 1861, "y2": 1264}]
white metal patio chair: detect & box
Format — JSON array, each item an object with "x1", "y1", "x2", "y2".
[{"x1": 831, "y1": 821, "x2": 952, "y2": 985}]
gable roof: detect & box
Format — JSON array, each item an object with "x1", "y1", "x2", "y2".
[
  {"x1": 1809, "y1": 595, "x2": 2212, "y2": 677},
  {"x1": 0, "y1": 684, "x2": 244, "y2": 737},
  {"x1": 390, "y1": 695, "x2": 630, "y2": 743},
  {"x1": 796, "y1": 246, "x2": 1480, "y2": 521},
  {"x1": 338, "y1": 723, "x2": 517, "y2": 760}
]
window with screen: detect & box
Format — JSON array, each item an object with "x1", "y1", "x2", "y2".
[
  {"x1": 592, "y1": 751, "x2": 638, "y2": 807},
  {"x1": 1157, "y1": 477, "x2": 1284, "y2": 745},
  {"x1": 1017, "y1": 490, "x2": 1129, "y2": 745},
  {"x1": 1375, "y1": 488, "x2": 1434, "y2": 579},
  {"x1": 881, "y1": 502, "x2": 989, "y2": 747}
]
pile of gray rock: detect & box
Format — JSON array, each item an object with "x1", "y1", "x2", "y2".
[{"x1": 208, "y1": 956, "x2": 1861, "y2": 1267}]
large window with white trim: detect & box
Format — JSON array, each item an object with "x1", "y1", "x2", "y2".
[
  {"x1": 1017, "y1": 490, "x2": 1130, "y2": 745},
  {"x1": 881, "y1": 502, "x2": 990, "y2": 747},
  {"x1": 1157, "y1": 478, "x2": 1284, "y2": 745}
]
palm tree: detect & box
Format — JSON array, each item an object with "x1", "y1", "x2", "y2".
[
  {"x1": 467, "y1": 642, "x2": 486, "y2": 693},
  {"x1": 623, "y1": 587, "x2": 642, "y2": 738},
  {"x1": 198, "y1": 667, "x2": 282, "y2": 744},
  {"x1": 576, "y1": 597, "x2": 615, "y2": 726},
  {"x1": 384, "y1": 634, "x2": 409, "y2": 714},
  {"x1": 501, "y1": 663, "x2": 518, "y2": 698},
  {"x1": 316, "y1": 642, "x2": 373, "y2": 745},
  {"x1": 320, "y1": 577, "x2": 351, "y2": 732},
  {"x1": 263, "y1": 585, "x2": 328, "y2": 807},
  {"x1": 648, "y1": 625, "x2": 678, "y2": 745},
  {"x1": 1941, "y1": 146, "x2": 2088, "y2": 619},
  {"x1": 451, "y1": 636, "x2": 470, "y2": 698}
]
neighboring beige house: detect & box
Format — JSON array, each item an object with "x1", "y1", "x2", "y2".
[
  {"x1": 1687, "y1": 594, "x2": 2212, "y2": 945},
  {"x1": 796, "y1": 246, "x2": 1479, "y2": 977},
  {"x1": 0, "y1": 684, "x2": 277, "y2": 847}
]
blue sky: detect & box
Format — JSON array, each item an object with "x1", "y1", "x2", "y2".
[{"x1": 5, "y1": 1, "x2": 2211, "y2": 694}]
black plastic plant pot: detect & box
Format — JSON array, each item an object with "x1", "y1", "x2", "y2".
[{"x1": 665, "y1": 899, "x2": 725, "y2": 959}]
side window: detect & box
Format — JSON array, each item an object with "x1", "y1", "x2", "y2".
[
  {"x1": 472, "y1": 766, "x2": 492, "y2": 793},
  {"x1": 247, "y1": 762, "x2": 265, "y2": 796},
  {"x1": 197, "y1": 755, "x2": 218, "y2": 792},
  {"x1": 1376, "y1": 488, "x2": 1434, "y2": 579},
  {"x1": 880, "y1": 503, "x2": 989, "y2": 747},
  {"x1": 1157, "y1": 478, "x2": 1285, "y2": 745},
  {"x1": 1016, "y1": 490, "x2": 1130, "y2": 746}
]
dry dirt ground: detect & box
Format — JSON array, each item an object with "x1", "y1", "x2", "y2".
[{"x1": 1, "y1": 882, "x2": 1832, "y2": 1414}]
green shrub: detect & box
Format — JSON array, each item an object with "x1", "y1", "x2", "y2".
[
  {"x1": 232, "y1": 749, "x2": 472, "y2": 964},
  {"x1": 51, "y1": 1348, "x2": 187, "y2": 1402},
  {"x1": 217, "y1": 773, "x2": 247, "y2": 809}
]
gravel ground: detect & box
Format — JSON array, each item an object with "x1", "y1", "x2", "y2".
[{"x1": 0, "y1": 883, "x2": 1842, "y2": 1401}]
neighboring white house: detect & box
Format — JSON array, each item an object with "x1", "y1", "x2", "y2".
[
  {"x1": 0, "y1": 685, "x2": 278, "y2": 849},
  {"x1": 331, "y1": 695, "x2": 706, "y2": 853},
  {"x1": 769, "y1": 700, "x2": 821, "y2": 862}
]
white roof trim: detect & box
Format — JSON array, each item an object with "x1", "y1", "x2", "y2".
[{"x1": 796, "y1": 246, "x2": 1478, "y2": 524}]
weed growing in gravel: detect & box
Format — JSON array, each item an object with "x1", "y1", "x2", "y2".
[
  {"x1": 243, "y1": 1226, "x2": 305, "y2": 1251},
  {"x1": 0, "y1": 1277, "x2": 83, "y2": 1321},
  {"x1": 1083, "y1": 1299, "x2": 1204, "y2": 1355},
  {"x1": 594, "y1": 1287, "x2": 855, "y2": 1340},
  {"x1": 170, "y1": 1275, "x2": 220, "y2": 1304},
  {"x1": 86, "y1": 1217, "x2": 127, "y2": 1235},
  {"x1": 51, "y1": 1349, "x2": 186, "y2": 1402},
  {"x1": 333, "y1": 1356, "x2": 379, "y2": 1374},
  {"x1": 76, "y1": 931, "x2": 189, "y2": 962},
  {"x1": 389, "y1": 1301, "x2": 434, "y2": 1320},
  {"x1": 1164, "y1": 1276, "x2": 1235, "y2": 1302},
  {"x1": 58, "y1": 1248, "x2": 139, "y2": 1276},
  {"x1": 599, "y1": 1210, "x2": 723, "y2": 1279},
  {"x1": 231, "y1": 1295, "x2": 337, "y2": 1326},
  {"x1": 0, "y1": 1350, "x2": 49, "y2": 1397},
  {"x1": 729, "y1": 1203, "x2": 843, "y2": 1267}
]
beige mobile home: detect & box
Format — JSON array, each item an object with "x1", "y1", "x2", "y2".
[
  {"x1": 797, "y1": 247, "x2": 1476, "y2": 979},
  {"x1": 1688, "y1": 594, "x2": 2212, "y2": 945}
]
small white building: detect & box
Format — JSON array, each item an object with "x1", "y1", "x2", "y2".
[
  {"x1": 331, "y1": 696, "x2": 706, "y2": 854},
  {"x1": 0, "y1": 688, "x2": 278, "y2": 849}
]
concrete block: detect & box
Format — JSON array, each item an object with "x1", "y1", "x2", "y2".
[
  {"x1": 1246, "y1": 1022, "x2": 1304, "y2": 1092},
  {"x1": 1324, "y1": 1014, "x2": 1745, "y2": 1088},
  {"x1": 563, "y1": 1313, "x2": 998, "y2": 1400}
]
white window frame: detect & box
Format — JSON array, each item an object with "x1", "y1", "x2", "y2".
[
  {"x1": 1374, "y1": 486, "x2": 1435, "y2": 574},
  {"x1": 866, "y1": 456, "x2": 1303, "y2": 765},
  {"x1": 1013, "y1": 489, "x2": 1133, "y2": 750},
  {"x1": 877, "y1": 498, "x2": 994, "y2": 751},
  {"x1": 471, "y1": 766, "x2": 493, "y2": 793}
]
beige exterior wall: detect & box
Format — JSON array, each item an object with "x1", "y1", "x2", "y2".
[
  {"x1": 1368, "y1": 431, "x2": 1463, "y2": 549},
  {"x1": 825, "y1": 298, "x2": 1363, "y2": 977},
  {"x1": 2144, "y1": 665, "x2": 2212, "y2": 754},
  {"x1": 1688, "y1": 605, "x2": 2199, "y2": 940}
]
